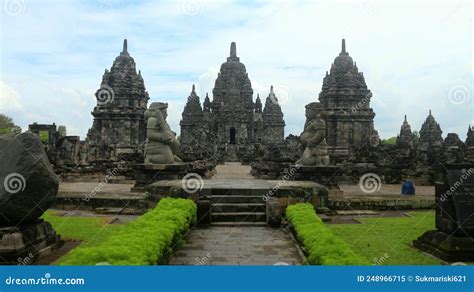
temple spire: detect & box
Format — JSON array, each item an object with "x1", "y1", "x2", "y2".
[
  {"x1": 404, "y1": 115, "x2": 407, "y2": 122},
  {"x1": 270, "y1": 85, "x2": 274, "y2": 95},
  {"x1": 191, "y1": 84, "x2": 196, "y2": 94},
  {"x1": 123, "y1": 39, "x2": 128, "y2": 53},
  {"x1": 230, "y1": 42, "x2": 237, "y2": 58},
  {"x1": 429, "y1": 109, "x2": 432, "y2": 115},
  {"x1": 341, "y1": 39, "x2": 346, "y2": 54}
]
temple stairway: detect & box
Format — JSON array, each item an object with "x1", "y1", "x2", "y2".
[
  {"x1": 147, "y1": 163, "x2": 323, "y2": 226},
  {"x1": 224, "y1": 145, "x2": 239, "y2": 162},
  {"x1": 210, "y1": 163, "x2": 266, "y2": 226}
]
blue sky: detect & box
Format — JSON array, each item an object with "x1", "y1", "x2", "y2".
[{"x1": 1, "y1": 0, "x2": 473, "y2": 139}]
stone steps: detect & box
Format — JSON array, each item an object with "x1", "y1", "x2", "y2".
[
  {"x1": 211, "y1": 222, "x2": 267, "y2": 227},
  {"x1": 211, "y1": 203, "x2": 265, "y2": 213},
  {"x1": 210, "y1": 192, "x2": 267, "y2": 224},
  {"x1": 210, "y1": 195, "x2": 264, "y2": 204},
  {"x1": 203, "y1": 189, "x2": 271, "y2": 196},
  {"x1": 211, "y1": 212, "x2": 266, "y2": 223}
]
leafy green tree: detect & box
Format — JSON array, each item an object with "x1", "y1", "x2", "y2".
[
  {"x1": 382, "y1": 136, "x2": 397, "y2": 145},
  {"x1": 0, "y1": 114, "x2": 21, "y2": 135},
  {"x1": 58, "y1": 125, "x2": 67, "y2": 137}
]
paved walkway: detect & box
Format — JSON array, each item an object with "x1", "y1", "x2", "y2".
[
  {"x1": 169, "y1": 227, "x2": 304, "y2": 265},
  {"x1": 212, "y1": 163, "x2": 254, "y2": 180}
]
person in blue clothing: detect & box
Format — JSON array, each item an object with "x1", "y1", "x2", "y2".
[{"x1": 401, "y1": 178, "x2": 415, "y2": 195}]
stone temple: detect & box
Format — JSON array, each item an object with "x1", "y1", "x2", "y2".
[
  {"x1": 86, "y1": 39, "x2": 149, "y2": 164},
  {"x1": 23, "y1": 38, "x2": 474, "y2": 187},
  {"x1": 180, "y1": 42, "x2": 285, "y2": 162},
  {"x1": 307, "y1": 39, "x2": 378, "y2": 161}
]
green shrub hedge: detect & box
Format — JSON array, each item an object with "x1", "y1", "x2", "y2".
[
  {"x1": 286, "y1": 203, "x2": 370, "y2": 265},
  {"x1": 60, "y1": 198, "x2": 196, "y2": 265}
]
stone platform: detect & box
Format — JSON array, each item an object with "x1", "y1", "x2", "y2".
[
  {"x1": 55, "y1": 182, "x2": 147, "y2": 213},
  {"x1": 328, "y1": 184, "x2": 435, "y2": 210},
  {"x1": 145, "y1": 179, "x2": 326, "y2": 198}
]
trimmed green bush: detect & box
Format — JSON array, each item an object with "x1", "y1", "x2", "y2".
[
  {"x1": 60, "y1": 198, "x2": 196, "y2": 265},
  {"x1": 286, "y1": 203, "x2": 370, "y2": 265}
]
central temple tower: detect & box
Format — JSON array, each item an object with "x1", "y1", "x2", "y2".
[
  {"x1": 211, "y1": 42, "x2": 256, "y2": 148},
  {"x1": 180, "y1": 42, "x2": 286, "y2": 162}
]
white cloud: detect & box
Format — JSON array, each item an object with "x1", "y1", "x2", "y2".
[{"x1": 0, "y1": 80, "x2": 23, "y2": 111}]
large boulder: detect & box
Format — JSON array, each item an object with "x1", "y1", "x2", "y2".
[{"x1": 0, "y1": 133, "x2": 59, "y2": 227}]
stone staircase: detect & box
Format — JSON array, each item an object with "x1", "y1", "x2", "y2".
[
  {"x1": 225, "y1": 145, "x2": 239, "y2": 162},
  {"x1": 210, "y1": 191, "x2": 266, "y2": 226}
]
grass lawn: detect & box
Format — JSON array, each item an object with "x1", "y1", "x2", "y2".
[
  {"x1": 327, "y1": 211, "x2": 442, "y2": 265},
  {"x1": 41, "y1": 211, "x2": 123, "y2": 248}
]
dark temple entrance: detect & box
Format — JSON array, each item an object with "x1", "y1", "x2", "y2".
[{"x1": 229, "y1": 128, "x2": 236, "y2": 145}]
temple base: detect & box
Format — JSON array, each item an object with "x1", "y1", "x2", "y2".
[
  {"x1": 0, "y1": 220, "x2": 63, "y2": 265},
  {"x1": 291, "y1": 165, "x2": 340, "y2": 187},
  {"x1": 413, "y1": 230, "x2": 474, "y2": 262},
  {"x1": 132, "y1": 162, "x2": 216, "y2": 192},
  {"x1": 132, "y1": 163, "x2": 188, "y2": 191}
]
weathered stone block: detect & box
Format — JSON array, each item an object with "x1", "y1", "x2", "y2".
[
  {"x1": 0, "y1": 133, "x2": 59, "y2": 227},
  {"x1": 0, "y1": 220, "x2": 62, "y2": 265}
]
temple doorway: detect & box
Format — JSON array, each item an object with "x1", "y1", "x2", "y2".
[{"x1": 230, "y1": 128, "x2": 236, "y2": 145}]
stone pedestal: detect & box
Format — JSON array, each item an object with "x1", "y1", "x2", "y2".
[
  {"x1": 413, "y1": 166, "x2": 474, "y2": 262},
  {"x1": 266, "y1": 197, "x2": 282, "y2": 227},
  {"x1": 291, "y1": 165, "x2": 340, "y2": 187},
  {"x1": 132, "y1": 162, "x2": 216, "y2": 192},
  {"x1": 0, "y1": 220, "x2": 63, "y2": 265},
  {"x1": 250, "y1": 161, "x2": 292, "y2": 180},
  {"x1": 132, "y1": 164, "x2": 188, "y2": 191}
]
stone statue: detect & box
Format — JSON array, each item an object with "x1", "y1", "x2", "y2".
[
  {"x1": 144, "y1": 102, "x2": 183, "y2": 165},
  {"x1": 296, "y1": 112, "x2": 330, "y2": 166}
]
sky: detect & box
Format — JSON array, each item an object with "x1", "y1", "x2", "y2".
[{"x1": 0, "y1": 0, "x2": 473, "y2": 140}]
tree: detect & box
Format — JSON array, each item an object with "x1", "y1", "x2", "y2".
[
  {"x1": 0, "y1": 114, "x2": 21, "y2": 135},
  {"x1": 381, "y1": 136, "x2": 397, "y2": 145},
  {"x1": 58, "y1": 125, "x2": 67, "y2": 137}
]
